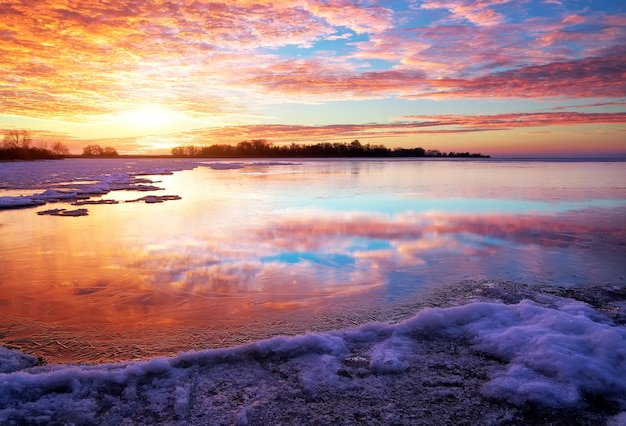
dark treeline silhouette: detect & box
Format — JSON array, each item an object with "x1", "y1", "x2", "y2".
[
  {"x1": 1, "y1": 130, "x2": 70, "y2": 160},
  {"x1": 81, "y1": 144, "x2": 119, "y2": 157},
  {"x1": 172, "y1": 139, "x2": 490, "y2": 158}
]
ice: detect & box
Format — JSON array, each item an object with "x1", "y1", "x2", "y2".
[
  {"x1": 2, "y1": 283, "x2": 625, "y2": 424},
  {"x1": 0, "y1": 195, "x2": 45, "y2": 209},
  {"x1": 0, "y1": 158, "x2": 298, "y2": 211},
  {"x1": 125, "y1": 195, "x2": 182, "y2": 204},
  {"x1": 31, "y1": 189, "x2": 81, "y2": 201},
  {"x1": 0, "y1": 162, "x2": 182, "y2": 211},
  {"x1": 36, "y1": 208, "x2": 89, "y2": 217},
  {"x1": 201, "y1": 161, "x2": 298, "y2": 170},
  {"x1": 202, "y1": 162, "x2": 245, "y2": 170}
]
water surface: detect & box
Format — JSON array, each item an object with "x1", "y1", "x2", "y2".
[{"x1": 1, "y1": 158, "x2": 625, "y2": 363}]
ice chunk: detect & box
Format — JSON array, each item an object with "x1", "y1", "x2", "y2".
[
  {"x1": 32, "y1": 189, "x2": 79, "y2": 202},
  {"x1": 37, "y1": 208, "x2": 89, "y2": 217},
  {"x1": 125, "y1": 195, "x2": 181, "y2": 203},
  {"x1": 202, "y1": 162, "x2": 245, "y2": 170},
  {"x1": 0, "y1": 195, "x2": 46, "y2": 209}
]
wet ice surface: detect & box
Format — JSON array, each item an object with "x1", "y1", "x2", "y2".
[
  {"x1": 1, "y1": 158, "x2": 626, "y2": 423},
  {"x1": 0, "y1": 158, "x2": 199, "y2": 190},
  {"x1": 1, "y1": 281, "x2": 625, "y2": 425}
]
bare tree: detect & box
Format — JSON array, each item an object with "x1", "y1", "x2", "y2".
[
  {"x1": 51, "y1": 141, "x2": 70, "y2": 156},
  {"x1": 3, "y1": 130, "x2": 31, "y2": 149},
  {"x1": 82, "y1": 144, "x2": 118, "y2": 157},
  {"x1": 102, "y1": 146, "x2": 118, "y2": 156},
  {"x1": 82, "y1": 144, "x2": 104, "y2": 156}
]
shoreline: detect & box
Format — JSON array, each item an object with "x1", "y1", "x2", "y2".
[{"x1": 2, "y1": 280, "x2": 625, "y2": 425}]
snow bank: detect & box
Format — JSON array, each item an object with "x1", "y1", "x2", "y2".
[
  {"x1": 396, "y1": 299, "x2": 626, "y2": 407},
  {"x1": 0, "y1": 347, "x2": 38, "y2": 373},
  {"x1": 2, "y1": 284, "x2": 624, "y2": 424}
]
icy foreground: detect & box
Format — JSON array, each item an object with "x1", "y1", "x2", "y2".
[{"x1": 1, "y1": 283, "x2": 625, "y2": 425}]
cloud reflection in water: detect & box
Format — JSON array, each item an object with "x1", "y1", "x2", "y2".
[{"x1": 122, "y1": 207, "x2": 625, "y2": 305}]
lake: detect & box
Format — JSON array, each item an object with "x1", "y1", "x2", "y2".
[{"x1": 1, "y1": 158, "x2": 625, "y2": 363}]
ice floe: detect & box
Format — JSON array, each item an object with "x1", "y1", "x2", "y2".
[
  {"x1": 0, "y1": 159, "x2": 298, "y2": 213},
  {"x1": 126, "y1": 195, "x2": 182, "y2": 204},
  {"x1": 37, "y1": 208, "x2": 89, "y2": 217},
  {"x1": 1, "y1": 167, "x2": 174, "y2": 213},
  {"x1": 71, "y1": 199, "x2": 119, "y2": 206},
  {"x1": 201, "y1": 161, "x2": 299, "y2": 170},
  {"x1": 0, "y1": 195, "x2": 46, "y2": 209},
  {"x1": 202, "y1": 162, "x2": 245, "y2": 170}
]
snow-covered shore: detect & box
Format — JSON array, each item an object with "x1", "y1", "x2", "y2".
[{"x1": 2, "y1": 281, "x2": 625, "y2": 425}]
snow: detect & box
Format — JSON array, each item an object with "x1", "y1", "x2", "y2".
[
  {"x1": 0, "y1": 347, "x2": 38, "y2": 374},
  {"x1": 1, "y1": 282, "x2": 625, "y2": 425}
]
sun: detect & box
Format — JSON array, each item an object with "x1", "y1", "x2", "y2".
[{"x1": 118, "y1": 107, "x2": 180, "y2": 131}]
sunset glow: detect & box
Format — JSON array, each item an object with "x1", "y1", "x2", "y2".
[{"x1": 1, "y1": 1, "x2": 625, "y2": 156}]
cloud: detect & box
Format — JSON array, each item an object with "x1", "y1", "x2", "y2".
[
  {"x1": 172, "y1": 111, "x2": 626, "y2": 145},
  {"x1": 37, "y1": 110, "x2": 625, "y2": 153},
  {"x1": 416, "y1": 50, "x2": 626, "y2": 99},
  {"x1": 550, "y1": 101, "x2": 626, "y2": 111},
  {"x1": 1, "y1": 0, "x2": 625, "y2": 124},
  {"x1": 397, "y1": 112, "x2": 626, "y2": 129},
  {"x1": 307, "y1": 0, "x2": 395, "y2": 33},
  {"x1": 420, "y1": 0, "x2": 511, "y2": 26},
  {"x1": 326, "y1": 32, "x2": 353, "y2": 41}
]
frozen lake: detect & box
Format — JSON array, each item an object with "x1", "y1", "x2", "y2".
[
  {"x1": 2, "y1": 158, "x2": 626, "y2": 425},
  {"x1": 1, "y1": 158, "x2": 625, "y2": 363}
]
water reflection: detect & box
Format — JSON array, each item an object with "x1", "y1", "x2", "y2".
[{"x1": 1, "y1": 159, "x2": 625, "y2": 363}]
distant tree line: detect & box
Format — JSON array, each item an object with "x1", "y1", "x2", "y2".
[
  {"x1": 171, "y1": 139, "x2": 490, "y2": 158},
  {"x1": 81, "y1": 144, "x2": 119, "y2": 157},
  {"x1": 1, "y1": 130, "x2": 70, "y2": 160}
]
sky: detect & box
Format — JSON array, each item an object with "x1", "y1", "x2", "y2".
[{"x1": 1, "y1": 0, "x2": 625, "y2": 157}]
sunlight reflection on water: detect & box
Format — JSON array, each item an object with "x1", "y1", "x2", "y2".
[{"x1": 1, "y1": 159, "x2": 625, "y2": 363}]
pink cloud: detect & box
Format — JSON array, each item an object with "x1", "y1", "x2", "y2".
[
  {"x1": 420, "y1": 0, "x2": 510, "y2": 26},
  {"x1": 398, "y1": 112, "x2": 626, "y2": 128},
  {"x1": 415, "y1": 50, "x2": 626, "y2": 99},
  {"x1": 307, "y1": 0, "x2": 395, "y2": 33}
]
